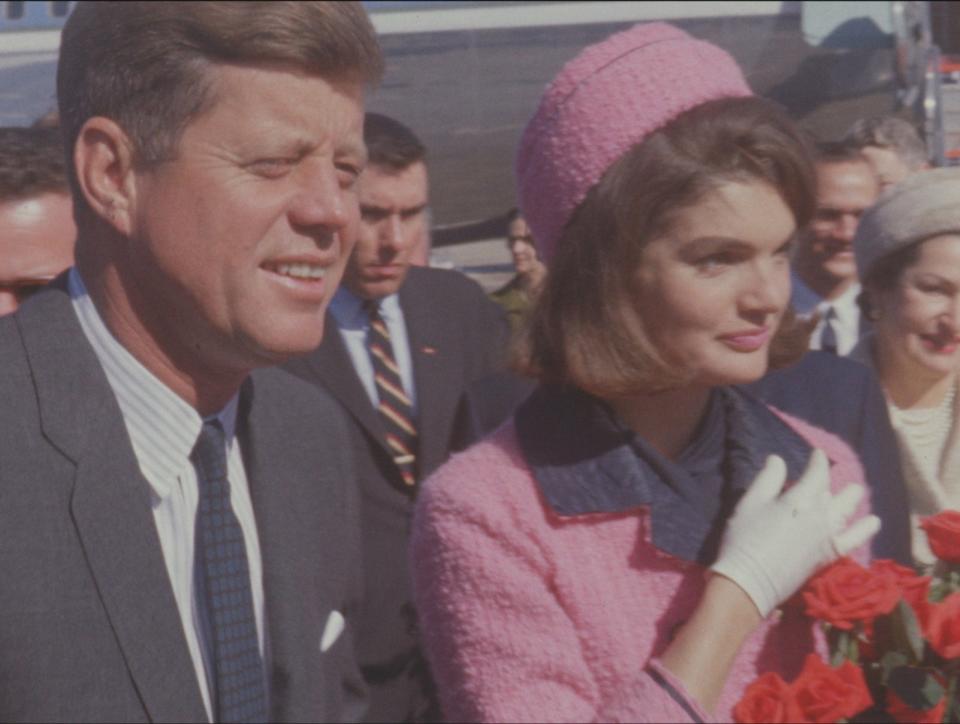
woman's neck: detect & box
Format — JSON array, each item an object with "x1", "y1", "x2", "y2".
[
  {"x1": 874, "y1": 342, "x2": 956, "y2": 410},
  {"x1": 607, "y1": 385, "x2": 712, "y2": 460}
]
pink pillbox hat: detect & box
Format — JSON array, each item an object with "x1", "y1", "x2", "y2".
[{"x1": 516, "y1": 22, "x2": 752, "y2": 262}]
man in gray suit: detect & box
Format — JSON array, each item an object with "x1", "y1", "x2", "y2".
[
  {"x1": 0, "y1": 3, "x2": 382, "y2": 721},
  {"x1": 285, "y1": 113, "x2": 509, "y2": 722}
]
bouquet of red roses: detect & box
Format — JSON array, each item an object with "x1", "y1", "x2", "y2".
[{"x1": 735, "y1": 510, "x2": 960, "y2": 723}]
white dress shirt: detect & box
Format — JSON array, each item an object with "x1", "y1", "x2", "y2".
[
  {"x1": 328, "y1": 286, "x2": 418, "y2": 414},
  {"x1": 791, "y1": 273, "x2": 862, "y2": 356},
  {"x1": 68, "y1": 268, "x2": 267, "y2": 723}
]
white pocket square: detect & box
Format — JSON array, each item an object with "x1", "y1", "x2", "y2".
[{"x1": 320, "y1": 610, "x2": 345, "y2": 653}]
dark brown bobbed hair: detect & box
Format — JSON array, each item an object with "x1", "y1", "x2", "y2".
[
  {"x1": 514, "y1": 96, "x2": 816, "y2": 397},
  {"x1": 58, "y1": 1, "x2": 384, "y2": 227}
]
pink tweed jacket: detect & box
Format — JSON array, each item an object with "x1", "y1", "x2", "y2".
[{"x1": 411, "y1": 403, "x2": 871, "y2": 723}]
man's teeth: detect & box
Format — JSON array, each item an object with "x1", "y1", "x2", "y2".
[{"x1": 271, "y1": 263, "x2": 325, "y2": 280}]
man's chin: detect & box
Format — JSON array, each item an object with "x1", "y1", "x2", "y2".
[{"x1": 354, "y1": 274, "x2": 407, "y2": 300}]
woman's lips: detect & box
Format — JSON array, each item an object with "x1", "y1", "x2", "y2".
[
  {"x1": 920, "y1": 333, "x2": 960, "y2": 354},
  {"x1": 720, "y1": 327, "x2": 771, "y2": 352}
]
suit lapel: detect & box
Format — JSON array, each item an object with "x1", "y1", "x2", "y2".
[
  {"x1": 19, "y1": 287, "x2": 207, "y2": 722},
  {"x1": 400, "y1": 277, "x2": 462, "y2": 477},
  {"x1": 239, "y1": 376, "x2": 326, "y2": 721},
  {"x1": 300, "y1": 315, "x2": 391, "y2": 458}
]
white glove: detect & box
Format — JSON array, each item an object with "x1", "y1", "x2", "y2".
[{"x1": 710, "y1": 450, "x2": 881, "y2": 618}]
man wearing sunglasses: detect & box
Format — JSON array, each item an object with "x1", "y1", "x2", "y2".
[{"x1": 0, "y1": 126, "x2": 76, "y2": 316}]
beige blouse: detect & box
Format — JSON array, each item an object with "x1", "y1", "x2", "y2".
[{"x1": 850, "y1": 336, "x2": 960, "y2": 567}]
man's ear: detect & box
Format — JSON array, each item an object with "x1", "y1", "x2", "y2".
[{"x1": 73, "y1": 116, "x2": 138, "y2": 236}]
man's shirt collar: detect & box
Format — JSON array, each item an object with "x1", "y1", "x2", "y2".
[
  {"x1": 329, "y1": 286, "x2": 402, "y2": 330},
  {"x1": 68, "y1": 267, "x2": 239, "y2": 499}
]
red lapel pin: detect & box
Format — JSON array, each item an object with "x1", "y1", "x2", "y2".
[{"x1": 421, "y1": 346, "x2": 438, "y2": 355}]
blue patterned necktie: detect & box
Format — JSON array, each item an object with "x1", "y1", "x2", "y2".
[
  {"x1": 820, "y1": 306, "x2": 838, "y2": 355},
  {"x1": 192, "y1": 420, "x2": 268, "y2": 723}
]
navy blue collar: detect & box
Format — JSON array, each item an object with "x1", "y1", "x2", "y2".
[{"x1": 515, "y1": 385, "x2": 813, "y2": 564}]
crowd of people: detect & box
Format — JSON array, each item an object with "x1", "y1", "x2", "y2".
[{"x1": 1, "y1": 3, "x2": 959, "y2": 723}]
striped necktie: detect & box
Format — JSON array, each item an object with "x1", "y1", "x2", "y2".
[
  {"x1": 366, "y1": 301, "x2": 419, "y2": 488},
  {"x1": 192, "y1": 420, "x2": 268, "y2": 723}
]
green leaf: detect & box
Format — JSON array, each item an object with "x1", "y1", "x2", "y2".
[
  {"x1": 830, "y1": 647, "x2": 846, "y2": 667},
  {"x1": 828, "y1": 627, "x2": 848, "y2": 664},
  {"x1": 888, "y1": 667, "x2": 945, "y2": 711},
  {"x1": 873, "y1": 600, "x2": 925, "y2": 663},
  {"x1": 879, "y1": 651, "x2": 909, "y2": 685}
]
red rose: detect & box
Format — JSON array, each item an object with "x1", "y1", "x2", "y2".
[
  {"x1": 792, "y1": 654, "x2": 873, "y2": 723},
  {"x1": 920, "y1": 511, "x2": 960, "y2": 563},
  {"x1": 924, "y1": 591, "x2": 960, "y2": 660},
  {"x1": 886, "y1": 674, "x2": 947, "y2": 723},
  {"x1": 803, "y1": 558, "x2": 901, "y2": 630},
  {"x1": 870, "y1": 559, "x2": 932, "y2": 622},
  {"x1": 733, "y1": 672, "x2": 802, "y2": 724}
]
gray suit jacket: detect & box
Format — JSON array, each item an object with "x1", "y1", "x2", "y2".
[
  {"x1": 0, "y1": 283, "x2": 366, "y2": 722},
  {"x1": 284, "y1": 266, "x2": 508, "y2": 722}
]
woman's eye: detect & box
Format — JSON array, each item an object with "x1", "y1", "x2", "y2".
[
  {"x1": 915, "y1": 278, "x2": 951, "y2": 295},
  {"x1": 695, "y1": 253, "x2": 734, "y2": 271}
]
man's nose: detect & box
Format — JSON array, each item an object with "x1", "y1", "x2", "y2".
[
  {"x1": 289, "y1": 161, "x2": 351, "y2": 235},
  {"x1": 380, "y1": 213, "x2": 407, "y2": 250},
  {"x1": 835, "y1": 213, "x2": 859, "y2": 242}
]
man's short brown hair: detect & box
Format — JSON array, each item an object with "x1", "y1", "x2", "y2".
[
  {"x1": 58, "y1": 1, "x2": 383, "y2": 219},
  {"x1": 515, "y1": 97, "x2": 816, "y2": 397},
  {"x1": 0, "y1": 127, "x2": 69, "y2": 202},
  {"x1": 363, "y1": 112, "x2": 426, "y2": 171}
]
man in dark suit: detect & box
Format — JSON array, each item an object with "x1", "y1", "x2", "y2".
[
  {"x1": 0, "y1": 3, "x2": 383, "y2": 721},
  {"x1": 791, "y1": 143, "x2": 879, "y2": 355},
  {"x1": 285, "y1": 113, "x2": 509, "y2": 722}
]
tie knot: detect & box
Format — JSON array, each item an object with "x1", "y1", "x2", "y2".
[{"x1": 364, "y1": 299, "x2": 383, "y2": 321}]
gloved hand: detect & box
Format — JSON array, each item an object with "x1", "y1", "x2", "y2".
[{"x1": 710, "y1": 449, "x2": 881, "y2": 618}]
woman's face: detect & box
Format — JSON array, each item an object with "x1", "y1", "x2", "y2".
[
  {"x1": 507, "y1": 218, "x2": 541, "y2": 275},
  {"x1": 634, "y1": 179, "x2": 795, "y2": 387},
  {"x1": 873, "y1": 234, "x2": 960, "y2": 381}
]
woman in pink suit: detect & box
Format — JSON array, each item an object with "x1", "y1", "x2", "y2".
[{"x1": 411, "y1": 23, "x2": 880, "y2": 723}]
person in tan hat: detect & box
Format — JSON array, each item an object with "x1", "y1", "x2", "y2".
[
  {"x1": 851, "y1": 167, "x2": 960, "y2": 567},
  {"x1": 410, "y1": 22, "x2": 879, "y2": 722}
]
